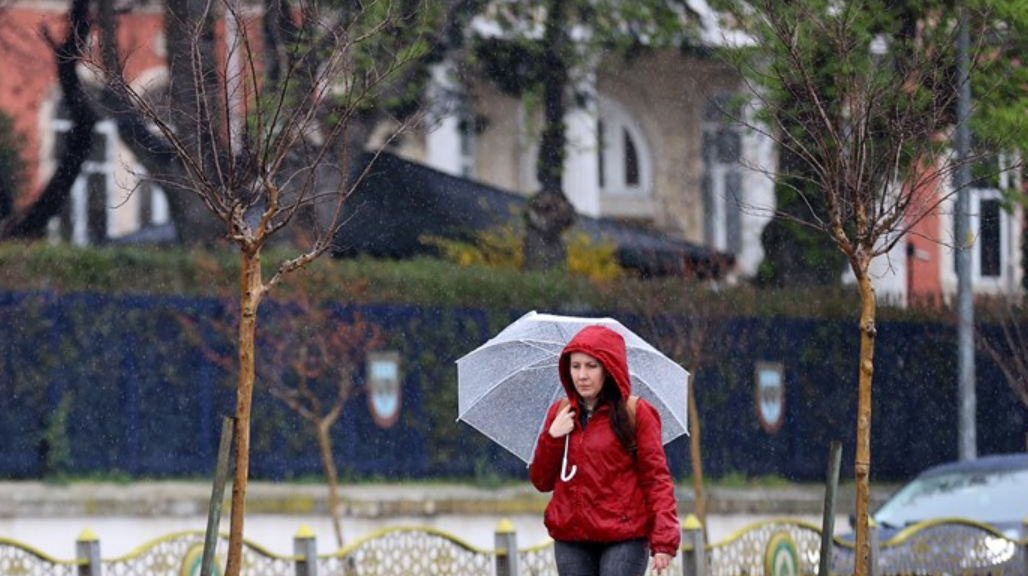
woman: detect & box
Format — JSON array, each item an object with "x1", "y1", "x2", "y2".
[{"x1": 530, "y1": 325, "x2": 680, "y2": 576}]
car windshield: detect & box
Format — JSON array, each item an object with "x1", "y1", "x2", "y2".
[{"x1": 874, "y1": 466, "x2": 1028, "y2": 527}]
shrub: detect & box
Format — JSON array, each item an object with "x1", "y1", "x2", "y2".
[
  {"x1": 0, "y1": 241, "x2": 953, "y2": 323},
  {"x1": 421, "y1": 225, "x2": 624, "y2": 282}
]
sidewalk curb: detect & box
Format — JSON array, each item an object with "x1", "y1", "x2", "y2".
[{"x1": 0, "y1": 481, "x2": 897, "y2": 519}]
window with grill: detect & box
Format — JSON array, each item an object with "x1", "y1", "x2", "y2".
[
  {"x1": 49, "y1": 95, "x2": 170, "y2": 245},
  {"x1": 702, "y1": 96, "x2": 743, "y2": 254},
  {"x1": 978, "y1": 198, "x2": 1001, "y2": 278},
  {"x1": 51, "y1": 98, "x2": 114, "y2": 246}
]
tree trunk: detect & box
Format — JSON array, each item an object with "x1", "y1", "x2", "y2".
[
  {"x1": 852, "y1": 265, "x2": 876, "y2": 576},
  {"x1": 0, "y1": 0, "x2": 95, "y2": 241},
  {"x1": 226, "y1": 250, "x2": 263, "y2": 576},
  {"x1": 316, "y1": 421, "x2": 345, "y2": 550},
  {"x1": 158, "y1": 0, "x2": 228, "y2": 245},
  {"x1": 523, "y1": 0, "x2": 575, "y2": 271}
]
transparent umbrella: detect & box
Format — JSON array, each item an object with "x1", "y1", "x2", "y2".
[{"x1": 456, "y1": 311, "x2": 689, "y2": 465}]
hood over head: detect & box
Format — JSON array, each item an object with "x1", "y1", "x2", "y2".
[{"x1": 559, "y1": 325, "x2": 632, "y2": 405}]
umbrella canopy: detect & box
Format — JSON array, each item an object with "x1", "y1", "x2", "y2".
[{"x1": 456, "y1": 311, "x2": 690, "y2": 465}]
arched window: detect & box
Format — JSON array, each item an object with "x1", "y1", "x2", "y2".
[
  {"x1": 597, "y1": 97, "x2": 651, "y2": 198},
  {"x1": 457, "y1": 111, "x2": 478, "y2": 178}
]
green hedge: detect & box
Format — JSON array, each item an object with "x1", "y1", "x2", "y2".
[
  {"x1": 3, "y1": 243, "x2": 1026, "y2": 484},
  {"x1": 0, "y1": 243, "x2": 952, "y2": 323}
]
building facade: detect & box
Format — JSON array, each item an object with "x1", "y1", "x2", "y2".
[
  {"x1": 403, "y1": 44, "x2": 778, "y2": 281},
  {"x1": 0, "y1": 0, "x2": 1021, "y2": 303},
  {"x1": 1, "y1": 1, "x2": 170, "y2": 245}
]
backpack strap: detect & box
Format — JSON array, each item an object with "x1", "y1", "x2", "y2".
[{"x1": 627, "y1": 395, "x2": 638, "y2": 431}]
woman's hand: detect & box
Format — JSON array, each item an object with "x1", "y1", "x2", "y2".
[
  {"x1": 548, "y1": 403, "x2": 575, "y2": 438},
  {"x1": 651, "y1": 552, "x2": 672, "y2": 574}
]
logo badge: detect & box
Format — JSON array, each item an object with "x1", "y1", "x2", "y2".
[
  {"x1": 764, "y1": 532, "x2": 799, "y2": 576},
  {"x1": 755, "y1": 361, "x2": 785, "y2": 434},
  {"x1": 367, "y1": 351, "x2": 402, "y2": 429}
]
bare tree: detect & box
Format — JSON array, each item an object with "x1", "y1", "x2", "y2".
[
  {"x1": 716, "y1": 1, "x2": 1015, "y2": 574},
  {"x1": 260, "y1": 295, "x2": 384, "y2": 550},
  {"x1": 84, "y1": 0, "x2": 474, "y2": 245},
  {"x1": 82, "y1": 1, "x2": 434, "y2": 573},
  {"x1": 182, "y1": 287, "x2": 385, "y2": 551}
]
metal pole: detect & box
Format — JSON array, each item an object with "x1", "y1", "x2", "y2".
[
  {"x1": 201, "y1": 416, "x2": 235, "y2": 576},
  {"x1": 868, "y1": 518, "x2": 879, "y2": 576},
  {"x1": 76, "y1": 529, "x2": 102, "y2": 576},
  {"x1": 955, "y1": 2, "x2": 977, "y2": 461},
  {"x1": 293, "y1": 526, "x2": 319, "y2": 576},
  {"x1": 681, "y1": 515, "x2": 706, "y2": 576},
  {"x1": 494, "y1": 519, "x2": 519, "y2": 576},
  {"x1": 819, "y1": 441, "x2": 843, "y2": 576}
]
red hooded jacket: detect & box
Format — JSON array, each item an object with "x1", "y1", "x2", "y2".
[{"x1": 529, "y1": 325, "x2": 681, "y2": 556}]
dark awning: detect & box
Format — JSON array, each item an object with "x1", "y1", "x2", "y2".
[{"x1": 334, "y1": 152, "x2": 732, "y2": 279}]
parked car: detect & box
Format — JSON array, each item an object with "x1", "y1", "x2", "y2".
[
  {"x1": 835, "y1": 453, "x2": 1028, "y2": 576},
  {"x1": 871, "y1": 452, "x2": 1028, "y2": 540}
]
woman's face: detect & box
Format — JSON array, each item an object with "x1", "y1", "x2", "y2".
[{"x1": 569, "y1": 352, "x2": 606, "y2": 406}]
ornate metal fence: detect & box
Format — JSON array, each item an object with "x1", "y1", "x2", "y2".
[
  {"x1": 676, "y1": 515, "x2": 1028, "y2": 576},
  {"x1": 0, "y1": 524, "x2": 517, "y2": 576},
  {"x1": 699, "y1": 520, "x2": 824, "y2": 576},
  {"x1": 518, "y1": 541, "x2": 559, "y2": 576},
  {"x1": 320, "y1": 527, "x2": 494, "y2": 575},
  {"x1": 2, "y1": 516, "x2": 1026, "y2": 576},
  {"x1": 832, "y1": 519, "x2": 1026, "y2": 576},
  {"x1": 0, "y1": 536, "x2": 79, "y2": 576}
]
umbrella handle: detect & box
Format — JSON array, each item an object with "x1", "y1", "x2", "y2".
[{"x1": 560, "y1": 435, "x2": 577, "y2": 481}]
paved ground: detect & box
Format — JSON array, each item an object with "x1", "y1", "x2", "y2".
[{"x1": 0, "y1": 480, "x2": 897, "y2": 519}]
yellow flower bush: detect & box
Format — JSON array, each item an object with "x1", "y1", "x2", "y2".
[{"x1": 421, "y1": 226, "x2": 623, "y2": 281}]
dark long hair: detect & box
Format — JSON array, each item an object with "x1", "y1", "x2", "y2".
[{"x1": 598, "y1": 376, "x2": 636, "y2": 456}]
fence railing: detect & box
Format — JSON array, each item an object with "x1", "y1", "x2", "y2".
[
  {"x1": 680, "y1": 516, "x2": 1028, "y2": 576},
  {"x1": 831, "y1": 518, "x2": 1028, "y2": 576},
  {"x1": 1, "y1": 515, "x2": 1026, "y2": 576}
]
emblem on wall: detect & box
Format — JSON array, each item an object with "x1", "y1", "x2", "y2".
[
  {"x1": 764, "y1": 532, "x2": 799, "y2": 576},
  {"x1": 755, "y1": 361, "x2": 785, "y2": 434},
  {"x1": 367, "y1": 351, "x2": 402, "y2": 429}
]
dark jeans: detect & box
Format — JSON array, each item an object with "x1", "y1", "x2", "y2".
[{"x1": 553, "y1": 538, "x2": 649, "y2": 576}]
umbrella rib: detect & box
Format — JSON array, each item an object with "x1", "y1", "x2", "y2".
[
  {"x1": 520, "y1": 340, "x2": 565, "y2": 353},
  {"x1": 554, "y1": 323, "x2": 576, "y2": 344}
]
